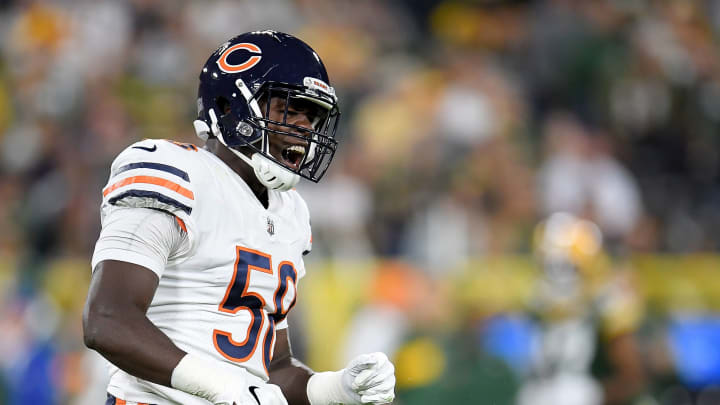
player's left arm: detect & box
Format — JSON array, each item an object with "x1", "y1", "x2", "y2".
[
  {"x1": 268, "y1": 328, "x2": 312, "y2": 405},
  {"x1": 269, "y1": 328, "x2": 396, "y2": 405}
]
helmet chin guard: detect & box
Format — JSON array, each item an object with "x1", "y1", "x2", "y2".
[{"x1": 243, "y1": 153, "x2": 300, "y2": 191}]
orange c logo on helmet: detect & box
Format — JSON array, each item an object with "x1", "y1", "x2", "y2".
[{"x1": 217, "y1": 43, "x2": 262, "y2": 73}]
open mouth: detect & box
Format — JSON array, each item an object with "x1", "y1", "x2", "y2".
[{"x1": 281, "y1": 144, "x2": 307, "y2": 170}]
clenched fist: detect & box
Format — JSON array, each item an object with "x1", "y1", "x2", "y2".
[
  {"x1": 342, "y1": 352, "x2": 396, "y2": 404},
  {"x1": 307, "y1": 352, "x2": 396, "y2": 404}
]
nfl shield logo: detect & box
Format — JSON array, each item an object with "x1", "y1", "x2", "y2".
[{"x1": 266, "y1": 217, "x2": 275, "y2": 236}]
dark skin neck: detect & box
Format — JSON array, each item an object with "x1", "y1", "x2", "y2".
[{"x1": 204, "y1": 138, "x2": 269, "y2": 208}]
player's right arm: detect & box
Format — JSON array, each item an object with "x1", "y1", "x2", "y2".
[
  {"x1": 84, "y1": 140, "x2": 194, "y2": 386},
  {"x1": 84, "y1": 259, "x2": 185, "y2": 384}
]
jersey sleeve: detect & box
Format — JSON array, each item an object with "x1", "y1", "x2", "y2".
[
  {"x1": 91, "y1": 206, "x2": 190, "y2": 278},
  {"x1": 100, "y1": 139, "x2": 199, "y2": 253},
  {"x1": 101, "y1": 139, "x2": 196, "y2": 223}
]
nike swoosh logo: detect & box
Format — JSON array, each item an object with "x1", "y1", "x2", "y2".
[
  {"x1": 248, "y1": 386, "x2": 261, "y2": 405},
  {"x1": 132, "y1": 145, "x2": 157, "y2": 152}
]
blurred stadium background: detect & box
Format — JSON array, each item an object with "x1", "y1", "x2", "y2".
[{"x1": 1, "y1": 0, "x2": 720, "y2": 404}]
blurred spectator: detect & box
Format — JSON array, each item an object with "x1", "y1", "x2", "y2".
[
  {"x1": 0, "y1": 292, "x2": 61, "y2": 405},
  {"x1": 298, "y1": 151, "x2": 374, "y2": 261},
  {"x1": 537, "y1": 111, "x2": 643, "y2": 253}
]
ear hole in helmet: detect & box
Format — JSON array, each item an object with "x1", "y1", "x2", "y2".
[{"x1": 215, "y1": 97, "x2": 231, "y2": 115}]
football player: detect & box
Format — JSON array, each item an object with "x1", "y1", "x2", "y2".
[{"x1": 83, "y1": 31, "x2": 396, "y2": 405}]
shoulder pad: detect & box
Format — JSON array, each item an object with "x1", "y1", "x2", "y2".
[{"x1": 102, "y1": 139, "x2": 199, "y2": 215}]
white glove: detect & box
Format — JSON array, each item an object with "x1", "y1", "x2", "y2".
[
  {"x1": 171, "y1": 354, "x2": 288, "y2": 405},
  {"x1": 307, "y1": 352, "x2": 396, "y2": 404},
  {"x1": 344, "y1": 352, "x2": 396, "y2": 404}
]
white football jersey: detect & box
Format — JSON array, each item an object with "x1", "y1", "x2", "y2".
[{"x1": 92, "y1": 139, "x2": 312, "y2": 405}]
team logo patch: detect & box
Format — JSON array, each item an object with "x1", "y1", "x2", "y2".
[{"x1": 217, "y1": 43, "x2": 262, "y2": 73}]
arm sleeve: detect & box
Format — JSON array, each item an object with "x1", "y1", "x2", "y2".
[{"x1": 91, "y1": 206, "x2": 190, "y2": 278}]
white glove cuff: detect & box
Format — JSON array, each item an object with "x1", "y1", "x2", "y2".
[
  {"x1": 306, "y1": 370, "x2": 356, "y2": 405},
  {"x1": 171, "y1": 354, "x2": 233, "y2": 403}
]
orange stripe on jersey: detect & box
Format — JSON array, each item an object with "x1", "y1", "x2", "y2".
[
  {"x1": 175, "y1": 216, "x2": 187, "y2": 232},
  {"x1": 103, "y1": 176, "x2": 194, "y2": 200}
]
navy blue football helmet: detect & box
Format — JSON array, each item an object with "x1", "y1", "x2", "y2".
[{"x1": 194, "y1": 30, "x2": 340, "y2": 191}]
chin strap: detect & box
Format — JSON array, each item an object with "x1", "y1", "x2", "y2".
[{"x1": 193, "y1": 109, "x2": 300, "y2": 192}]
